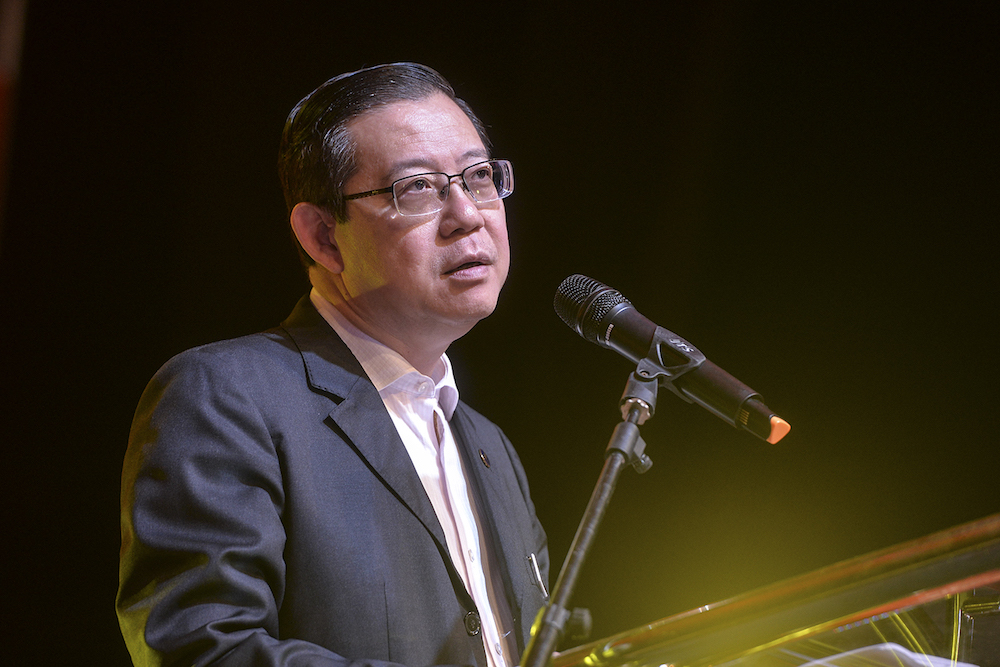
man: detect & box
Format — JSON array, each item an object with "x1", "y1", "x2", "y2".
[{"x1": 117, "y1": 63, "x2": 549, "y2": 666}]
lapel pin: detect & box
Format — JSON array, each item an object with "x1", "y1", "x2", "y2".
[{"x1": 479, "y1": 449, "x2": 491, "y2": 468}]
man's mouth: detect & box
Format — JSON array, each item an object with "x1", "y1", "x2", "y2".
[
  {"x1": 445, "y1": 256, "x2": 490, "y2": 275},
  {"x1": 446, "y1": 261, "x2": 483, "y2": 275}
]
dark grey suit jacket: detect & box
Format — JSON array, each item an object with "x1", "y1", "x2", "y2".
[{"x1": 117, "y1": 296, "x2": 549, "y2": 666}]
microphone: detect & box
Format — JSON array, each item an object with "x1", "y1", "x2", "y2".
[{"x1": 554, "y1": 274, "x2": 790, "y2": 444}]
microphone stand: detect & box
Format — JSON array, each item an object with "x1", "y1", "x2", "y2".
[{"x1": 520, "y1": 370, "x2": 659, "y2": 667}]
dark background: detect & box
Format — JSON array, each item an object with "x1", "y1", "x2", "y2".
[{"x1": 2, "y1": 2, "x2": 997, "y2": 663}]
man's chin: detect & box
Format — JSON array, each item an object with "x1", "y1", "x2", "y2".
[{"x1": 438, "y1": 297, "x2": 500, "y2": 335}]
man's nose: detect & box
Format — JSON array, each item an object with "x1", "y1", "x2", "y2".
[{"x1": 439, "y1": 180, "x2": 485, "y2": 236}]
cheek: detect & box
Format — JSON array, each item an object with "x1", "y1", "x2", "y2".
[
  {"x1": 497, "y1": 240, "x2": 511, "y2": 281},
  {"x1": 339, "y1": 229, "x2": 396, "y2": 293},
  {"x1": 392, "y1": 227, "x2": 437, "y2": 271},
  {"x1": 492, "y1": 221, "x2": 511, "y2": 277}
]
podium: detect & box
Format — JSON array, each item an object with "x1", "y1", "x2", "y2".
[{"x1": 551, "y1": 514, "x2": 1000, "y2": 666}]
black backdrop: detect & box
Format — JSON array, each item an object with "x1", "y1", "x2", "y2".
[{"x1": 2, "y1": 3, "x2": 997, "y2": 664}]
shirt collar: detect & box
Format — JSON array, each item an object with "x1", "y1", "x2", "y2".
[{"x1": 309, "y1": 289, "x2": 459, "y2": 418}]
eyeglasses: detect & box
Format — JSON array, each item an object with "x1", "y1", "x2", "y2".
[{"x1": 343, "y1": 159, "x2": 514, "y2": 217}]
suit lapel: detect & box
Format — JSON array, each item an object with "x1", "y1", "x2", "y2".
[
  {"x1": 451, "y1": 404, "x2": 537, "y2": 644},
  {"x1": 279, "y1": 296, "x2": 449, "y2": 554},
  {"x1": 451, "y1": 406, "x2": 519, "y2": 540},
  {"x1": 331, "y1": 380, "x2": 453, "y2": 552}
]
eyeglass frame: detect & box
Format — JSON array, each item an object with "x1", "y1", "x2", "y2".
[{"x1": 342, "y1": 158, "x2": 513, "y2": 217}]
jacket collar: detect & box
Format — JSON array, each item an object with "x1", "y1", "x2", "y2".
[{"x1": 279, "y1": 295, "x2": 368, "y2": 402}]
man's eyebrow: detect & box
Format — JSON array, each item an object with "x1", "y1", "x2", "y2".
[
  {"x1": 383, "y1": 149, "x2": 490, "y2": 182},
  {"x1": 459, "y1": 148, "x2": 491, "y2": 164}
]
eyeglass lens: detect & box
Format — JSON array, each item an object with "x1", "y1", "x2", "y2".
[{"x1": 393, "y1": 160, "x2": 512, "y2": 216}]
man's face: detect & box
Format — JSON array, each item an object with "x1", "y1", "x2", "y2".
[{"x1": 330, "y1": 93, "x2": 510, "y2": 351}]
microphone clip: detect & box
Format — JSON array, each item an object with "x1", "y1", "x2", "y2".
[{"x1": 633, "y1": 325, "x2": 707, "y2": 398}]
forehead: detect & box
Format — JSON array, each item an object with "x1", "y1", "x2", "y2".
[{"x1": 347, "y1": 93, "x2": 488, "y2": 180}]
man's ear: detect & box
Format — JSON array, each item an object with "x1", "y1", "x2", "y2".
[{"x1": 290, "y1": 202, "x2": 344, "y2": 273}]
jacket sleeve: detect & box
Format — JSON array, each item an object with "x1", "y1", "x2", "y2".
[{"x1": 117, "y1": 348, "x2": 421, "y2": 667}]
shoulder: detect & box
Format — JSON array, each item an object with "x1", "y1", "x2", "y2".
[
  {"x1": 159, "y1": 328, "x2": 299, "y2": 379},
  {"x1": 150, "y1": 293, "x2": 348, "y2": 387},
  {"x1": 141, "y1": 329, "x2": 302, "y2": 403}
]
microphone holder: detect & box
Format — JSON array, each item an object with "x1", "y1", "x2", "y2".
[{"x1": 521, "y1": 369, "x2": 659, "y2": 667}]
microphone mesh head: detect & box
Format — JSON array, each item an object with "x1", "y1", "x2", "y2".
[
  {"x1": 554, "y1": 274, "x2": 631, "y2": 343},
  {"x1": 553, "y1": 274, "x2": 600, "y2": 329}
]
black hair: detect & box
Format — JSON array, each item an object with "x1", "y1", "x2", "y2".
[{"x1": 277, "y1": 62, "x2": 491, "y2": 267}]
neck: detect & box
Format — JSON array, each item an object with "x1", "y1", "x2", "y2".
[{"x1": 311, "y1": 280, "x2": 454, "y2": 377}]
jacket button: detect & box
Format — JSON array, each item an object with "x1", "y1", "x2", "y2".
[{"x1": 464, "y1": 611, "x2": 481, "y2": 636}]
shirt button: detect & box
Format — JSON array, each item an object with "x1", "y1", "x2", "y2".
[
  {"x1": 464, "y1": 611, "x2": 481, "y2": 636},
  {"x1": 417, "y1": 381, "x2": 429, "y2": 393},
  {"x1": 494, "y1": 642, "x2": 503, "y2": 655},
  {"x1": 468, "y1": 549, "x2": 475, "y2": 563}
]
